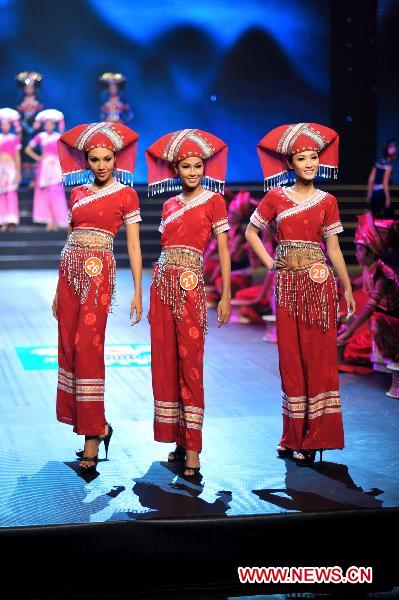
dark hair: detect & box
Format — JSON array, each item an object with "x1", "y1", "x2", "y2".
[{"x1": 383, "y1": 138, "x2": 397, "y2": 160}]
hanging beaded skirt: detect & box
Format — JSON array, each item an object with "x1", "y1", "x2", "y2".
[
  {"x1": 59, "y1": 228, "x2": 116, "y2": 308},
  {"x1": 152, "y1": 247, "x2": 208, "y2": 334},
  {"x1": 275, "y1": 241, "x2": 338, "y2": 332}
]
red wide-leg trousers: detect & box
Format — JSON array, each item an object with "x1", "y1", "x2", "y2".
[
  {"x1": 150, "y1": 283, "x2": 205, "y2": 453},
  {"x1": 56, "y1": 268, "x2": 111, "y2": 436},
  {"x1": 276, "y1": 303, "x2": 344, "y2": 451}
]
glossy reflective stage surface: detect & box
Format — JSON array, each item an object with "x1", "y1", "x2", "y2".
[{"x1": 0, "y1": 270, "x2": 398, "y2": 527}]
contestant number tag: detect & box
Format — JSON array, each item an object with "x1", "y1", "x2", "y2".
[
  {"x1": 309, "y1": 263, "x2": 329, "y2": 284},
  {"x1": 84, "y1": 256, "x2": 103, "y2": 277},
  {"x1": 180, "y1": 270, "x2": 198, "y2": 291}
]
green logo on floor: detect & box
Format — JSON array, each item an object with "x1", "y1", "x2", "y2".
[{"x1": 15, "y1": 344, "x2": 151, "y2": 371}]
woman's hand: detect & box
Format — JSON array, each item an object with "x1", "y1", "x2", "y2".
[
  {"x1": 130, "y1": 293, "x2": 143, "y2": 325},
  {"x1": 344, "y1": 287, "x2": 356, "y2": 319},
  {"x1": 217, "y1": 296, "x2": 231, "y2": 328},
  {"x1": 52, "y1": 291, "x2": 58, "y2": 320},
  {"x1": 272, "y1": 258, "x2": 287, "y2": 270}
]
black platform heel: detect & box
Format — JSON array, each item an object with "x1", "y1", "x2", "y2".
[
  {"x1": 294, "y1": 449, "x2": 323, "y2": 466},
  {"x1": 183, "y1": 463, "x2": 201, "y2": 478},
  {"x1": 276, "y1": 445, "x2": 294, "y2": 459},
  {"x1": 76, "y1": 424, "x2": 113, "y2": 460},
  {"x1": 167, "y1": 445, "x2": 186, "y2": 463},
  {"x1": 79, "y1": 435, "x2": 100, "y2": 473},
  {"x1": 79, "y1": 454, "x2": 99, "y2": 473}
]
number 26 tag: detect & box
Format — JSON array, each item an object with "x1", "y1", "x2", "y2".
[
  {"x1": 84, "y1": 256, "x2": 103, "y2": 277},
  {"x1": 309, "y1": 262, "x2": 329, "y2": 284}
]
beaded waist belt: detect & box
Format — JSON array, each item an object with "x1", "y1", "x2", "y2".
[
  {"x1": 158, "y1": 247, "x2": 203, "y2": 271},
  {"x1": 373, "y1": 184, "x2": 384, "y2": 191},
  {"x1": 153, "y1": 247, "x2": 207, "y2": 334},
  {"x1": 276, "y1": 240, "x2": 325, "y2": 265},
  {"x1": 68, "y1": 229, "x2": 114, "y2": 251},
  {"x1": 60, "y1": 229, "x2": 116, "y2": 307}
]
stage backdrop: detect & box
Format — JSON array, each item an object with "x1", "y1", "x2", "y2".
[
  {"x1": 0, "y1": 0, "x2": 330, "y2": 182},
  {"x1": 377, "y1": 0, "x2": 399, "y2": 182}
]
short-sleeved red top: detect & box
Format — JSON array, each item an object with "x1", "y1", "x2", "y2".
[
  {"x1": 250, "y1": 186, "x2": 343, "y2": 242},
  {"x1": 69, "y1": 180, "x2": 141, "y2": 237},
  {"x1": 159, "y1": 189, "x2": 230, "y2": 253}
]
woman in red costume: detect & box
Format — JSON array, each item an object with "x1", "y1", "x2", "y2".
[
  {"x1": 246, "y1": 123, "x2": 356, "y2": 465},
  {"x1": 338, "y1": 213, "x2": 399, "y2": 370},
  {"x1": 53, "y1": 122, "x2": 143, "y2": 472},
  {"x1": 146, "y1": 129, "x2": 231, "y2": 477}
]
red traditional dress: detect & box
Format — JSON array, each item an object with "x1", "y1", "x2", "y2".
[
  {"x1": 146, "y1": 129, "x2": 229, "y2": 453},
  {"x1": 56, "y1": 123, "x2": 140, "y2": 436},
  {"x1": 251, "y1": 123, "x2": 344, "y2": 451}
]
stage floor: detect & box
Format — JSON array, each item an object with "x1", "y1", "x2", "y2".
[{"x1": 0, "y1": 269, "x2": 398, "y2": 528}]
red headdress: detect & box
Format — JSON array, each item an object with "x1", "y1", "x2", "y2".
[
  {"x1": 257, "y1": 123, "x2": 339, "y2": 190},
  {"x1": 57, "y1": 122, "x2": 139, "y2": 187},
  {"x1": 146, "y1": 128, "x2": 228, "y2": 195},
  {"x1": 354, "y1": 213, "x2": 394, "y2": 256}
]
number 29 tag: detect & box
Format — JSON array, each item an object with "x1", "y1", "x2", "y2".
[
  {"x1": 180, "y1": 270, "x2": 198, "y2": 291},
  {"x1": 309, "y1": 262, "x2": 329, "y2": 284}
]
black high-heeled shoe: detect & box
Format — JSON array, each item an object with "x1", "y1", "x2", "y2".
[
  {"x1": 183, "y1": 463, "x2": 201, "y2": 478},
  {"x1": 276, "y1": 445, "x2": 294, "y2": 459},
  {"x1": 79, "y1": 435, "x2": 100, "y2": 473},
  {"x1": 76, "y1": 424, "x2": 113, "y2": 460},
  {"x1": 167, "y1": 445, "x2": 186, "y2": 463},
  {"x1": 79, "y1": 454, "x2": 99, "y2": 473},
  {"x1": 294, "y1": 449, "x2": 323, "y2": 466}
]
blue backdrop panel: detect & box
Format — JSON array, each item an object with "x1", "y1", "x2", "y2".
[{"x1": 0, "y1": 0, "x2": 330, "y2": 182}]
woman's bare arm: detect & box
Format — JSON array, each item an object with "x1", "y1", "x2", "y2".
[{"x1": 126, "y1": 222, "x2": 143, "y2": 324}]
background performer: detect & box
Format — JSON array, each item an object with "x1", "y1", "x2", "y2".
[
  {"x1": 0, "y1": 108, "x2": 21, "y2": 231},
  {"x1": 25, "y1": 109, "x2": 68, "y2": 230}
]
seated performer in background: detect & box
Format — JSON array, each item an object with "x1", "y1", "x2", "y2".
[
  {"x1": 204, "y1": 190, "x2": 259, "y2": 302},
  {"x1": 337, "y1": 213, "x2": 399, "y2": 371},
  {"x1": 0, "y1": 108, "x2": 21, "y2": 231},
  {"x1": 234, "y1": 226, "x2": 278, "y2": 323},
  {"x1": 216, "y1": 190, "x2": 259, "y2": 296}
]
